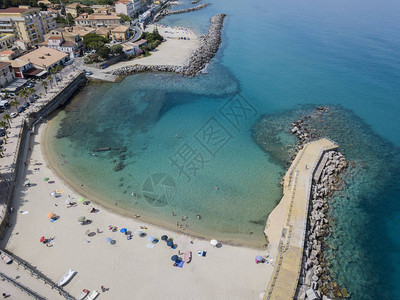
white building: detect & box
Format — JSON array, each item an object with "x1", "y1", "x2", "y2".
[{"x1": 115, "y1": 0, "x2": 134, "y2": 18}]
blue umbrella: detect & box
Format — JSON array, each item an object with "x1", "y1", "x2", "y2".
[
  {"x1": 120, "y1": 228, "x2": 127, "y2": 234},
  {"x1": 171, "y1": 255, "x2": 178, "y2": 262},
  {"x1": 167, "y1": 240, "x2": 173, "y2": 247},
  {"x1": 161, "y1": 235, "x2": 168, "y2": 241},
  {"x1": 105, "y1": 237, "x2": 112, "y2": 243},
  {"x1": 256, "y1": 255, "x2": 263, "y2": 262},
  {"x1": 147, "y1": 236, "x2": 155, "y2": 242}
]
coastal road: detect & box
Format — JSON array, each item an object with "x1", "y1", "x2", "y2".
[{"x1": 131, "y1": 25, "x2": 142, "y2": 42}]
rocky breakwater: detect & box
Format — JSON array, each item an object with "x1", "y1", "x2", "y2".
[
  {"x1": 291, "y1": 109, "x2": 350, "y2": 300},
  {"x1": 112, "y1": 14, "x2": 226, "y2": 77},
  {"x1": 163, "y1": 3, "x2": 209, "y2": 16},
  {"x1": 191, "y1": 0, "x2": 201, "y2": 4}
]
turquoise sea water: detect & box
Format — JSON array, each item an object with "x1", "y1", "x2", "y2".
[{"x1": 47, "y1": 0, "x2": 400, "y2": 298}]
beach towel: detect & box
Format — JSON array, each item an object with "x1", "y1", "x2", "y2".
[
  {"x1": 174, "y1": 260, "x2": 184, "y2": 268},
  {"x1": 51, "y1": 219, "x2": 57, "y2": 223},
  {"x1": 19, "y1": 211, "x2": 28, "y2": 214},
  {"x1": 202, "y1": 251, "x2": 207, "y2": 257}
]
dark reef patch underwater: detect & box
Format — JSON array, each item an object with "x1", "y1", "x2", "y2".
[{"x1": 252, "y1": 105, "x2": 400, "y2": 299}]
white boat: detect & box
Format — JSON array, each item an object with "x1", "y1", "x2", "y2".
[{"x1": 58, "y1": 269, "x2": 76, "y2": 287}]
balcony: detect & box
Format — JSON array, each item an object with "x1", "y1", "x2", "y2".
[{"x1": 0, "y1": 28, "x2": 14, "y2": 32}]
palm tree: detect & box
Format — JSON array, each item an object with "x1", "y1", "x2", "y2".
[
  {"x1": 41, "y1": 80, "x2": 48, "y2": 94},
  {"x1": 2, "y1": 136, "x2": 7, "y2": 145},
  {"x1": 50, "y1": 67, "x2": 57, "y2": 85},
  {"x1": 10, "y1": 99, "x2": 19, "y2": 113},
  {"x1": 18, "y1": 88, "x2": 28, "y2": 104},
  {"x1": 46, "y1": 74, "x2": 53, "y2": 89},
  {"x1": 2, "y1": 114, "x2": 11, "y2": 127},
  {"x1": 0, "y1": 121, "x2": 8, "y2": 136},
  {"x1": 27, "y1": 87, "x2": 35, "y2": 101},
  {"x1": 55, "y1": 65, "x2": 63, "y2": 81}
]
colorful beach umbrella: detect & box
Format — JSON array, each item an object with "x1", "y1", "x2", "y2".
[
  {"x1": 47, "y1": 212, "x2": 55, "y2": 218},
  {"x1": 147, "y1": 236, "x2": 155, "y2": 242},
  {"x1": 77, "y1": 216, "x2": 86, "y2": 223},
  {"x1": 40, "y1": 236, "x2": 45, "y2": 243},
  {"x1": 120, "y1": 228, "x2": 127, "y2": 234},
  {"x1": 44, "y1": 177, "x2": 49, "y2": 181},
  {"x1": 161, "y1": 235, "x2": 168, "y2": 241},
  {"x1": 167, "y1": 240, "x2": 173, "y2": 247},
  {"x1": 78, "y1": 197, "x2": 85, "y2": 203},
  {"x1": 105, "y1": 237, "x2": 112, "y2": 243},
  {"x1": 171, "y1": 255, "x2": 179, "y2": 262},
  {"x1": 256, "y1": 255, "x2": 263, "y2": 262}
]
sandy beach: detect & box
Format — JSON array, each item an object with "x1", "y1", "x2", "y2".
[
  {"x1": 0, "y1": 120, "x2": 274, "y2": 299},
  {"x1": 106, "y1": 25, "x2": 199, "y2": 71}
]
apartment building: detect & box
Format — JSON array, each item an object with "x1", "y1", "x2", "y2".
[
  {"x1": 0, "y1": 62, "x2": 15, "y2": 88},
  {"x1": 0, "y1": 6, "x2": 58, "y2": 46},
  {"x1": 0, "y1": 33, "x2": 16, "y2": 50},
  {"x1": 65, "y1": 3, "x2": 90, "y2": 18},
  {"x1": 116, "y1": 0, "x2": 134, "y2": 18},
  {"x1": 75, "y1": 13, "x2": 121, "y2": 28}
]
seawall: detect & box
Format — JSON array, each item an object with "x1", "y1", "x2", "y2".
[{"x1": 263, "y1": 138, "x2": 339, "y2": 300}]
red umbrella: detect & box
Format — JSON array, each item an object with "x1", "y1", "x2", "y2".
[{"x1": 40, "y1": 236, "x2": 45, "y2": 243}]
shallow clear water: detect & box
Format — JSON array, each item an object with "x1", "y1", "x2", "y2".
[{"x1": 47, "y1": 0, "x2": 400, "y2": 297}]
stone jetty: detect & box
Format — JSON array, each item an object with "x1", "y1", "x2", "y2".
[
  {"x1": 191, "y1": 0, "x2": 202, "y2": 4},
  {"x1": 112, "y1": 13, "x2": 226, "y2": 77},
  {"x1": 153, "y1": 3, "x2": 209, "y2": 22},
  {"x1": 264, "y1": 138, "x2": 339, "y2": 300}
]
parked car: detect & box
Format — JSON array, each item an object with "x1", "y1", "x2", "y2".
[
  {"x1": 55, "y1": 76, "x2": 61, "y2": 82},
  {"x1": 22, "y1": 102, "x2": 30, "y2": 109},
  {"x1": 85, "y1": 71, "x2": 93, "y2": 75},
  {"x1": 0, "y1": 128, "x2": 5, "y2": 137},
  {"x1": 33, "y1": 93, "x2": 40, "y2": 99},
  {"x1": 17, "y1": 106, "x2": 25, "y2": 113},
  {"x1": 0, "y1": 100, "x2": 9, "y2": 107},
  {"x1": 64, "y1": 59, "x2": 74, "y2": 65},
  {"x1": 10, "y1": 112, "x2": 18, "y2": 118},
  {"x1": 29, "y1": 97, "x2": 35, "y2": 103},
  {"x1": 27, "y1": 82, "x2": 35, "y2": 88}
]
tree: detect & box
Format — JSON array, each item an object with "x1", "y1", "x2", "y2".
[
  {"x1": 82, "y1": 33, "x2": 109, "y2": 50},
  {"x1": 2, "y1": 114, "x2": 11, "y2": 127},
  {"x1": 55, "y1": 65, "x2": 63, "y2": 80},
  {"x1": 41, "y1": 80, "x2": 48, "y2": 94},
  {"x1": 97, "y1": 46, "x2": 110, "y2": 59},
  {"x1": 10, "y1": 99, "x2": 19, "y2": 113},
  {"x1": 118, "y1": 14, "x2": 131, "y2": 23},
  {"x1": 18, "y1": 88, "x2": 29, "y2": 103},
  {"x1": 46, "y1": 74, "x2": 53, "y2": 89},
  {"x1": 110, "y1": 44, "x2": 123, "y2": 55},
  {"x1": 0, "y1": 121, "x2": 8, "y2": 138}
]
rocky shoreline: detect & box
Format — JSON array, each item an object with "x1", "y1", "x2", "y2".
[
  {"x1": 153, "y1": 3, "x2": 209, "y2": 22},
  {"x1": 191, "y1": 0, "x2": 201, "y2": 3},
  {"x1": 111, "y1": 14, "x2": 226, "y2": 77},
  {"x1": 290, "y1": 107, "x2": 350, "y2": 300}
]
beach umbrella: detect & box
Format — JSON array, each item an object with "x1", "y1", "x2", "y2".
[
  {"x1": 105, "y1": 237, "x2": 112, "y2": 243},
  {"x1": 40, "y1": 236, "x2": 45, "y2": 243},
  {"x1": 161, "y1": 235, "x2": 168, "y2": 241},
  {"x1": 77, "y1": 216, "x2": 86, "y2": 223},
  {"x1": 50, "y1": 191, "x2": 57, "y2": 197},
  {"x1": 44, "y1": 177, "x2": 49, "y2": 181},
  {"x1": 167, "y1": 240, "x2": 173, "y2": 247},
  {"x1": 47, "y1": 212, "x2": 55, "y2": 218},
  {"x1": 171, "y1": 255, "x2": 178, "y2": 262},
  {"x1": 78, "y1": 197, "x2": 85, "y2": 203},
  {"x1": 147, "y1": 236, "x2": 155, "y2": 242},
  {"x1": 24, "y1": 180, "x2": 30, "y2": 186},
  {"x1": 256, "y1": 255, "x2": 263, "y2": 262},
  {"x1": 110, "y1": 240, "x2": 116, "y2": 245},
  {"x1": 120, "y1": 228, "x2": 127, "y2": 234},
  {"x1": 85, "y1": 229, "x2": 90, "y2": 236},
  {"x1": 134, "y1": 229, "x2": 142, "y2": 235},
  {"x1": 210, "y1": 239, "x2": 218, "y2": 247}
]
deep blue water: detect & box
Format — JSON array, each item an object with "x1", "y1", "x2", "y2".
[{"x1": 48, "y1": 0, "x2": 400, "y2": 298}]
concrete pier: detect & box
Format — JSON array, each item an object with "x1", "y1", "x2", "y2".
[{"x1": 263, "y1": 138, "x2": 338, "y2": 300}]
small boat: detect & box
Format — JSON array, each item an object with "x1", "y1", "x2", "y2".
[
  {"x1": 77, "y1": 289, "x2": 89, "y2": 300},
  {"x1": 184, "y1": 251, "x2": 192, "y2": 263},
  {"x1": 58, "y1": 269, "x2": 76, "y2": 287}
]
